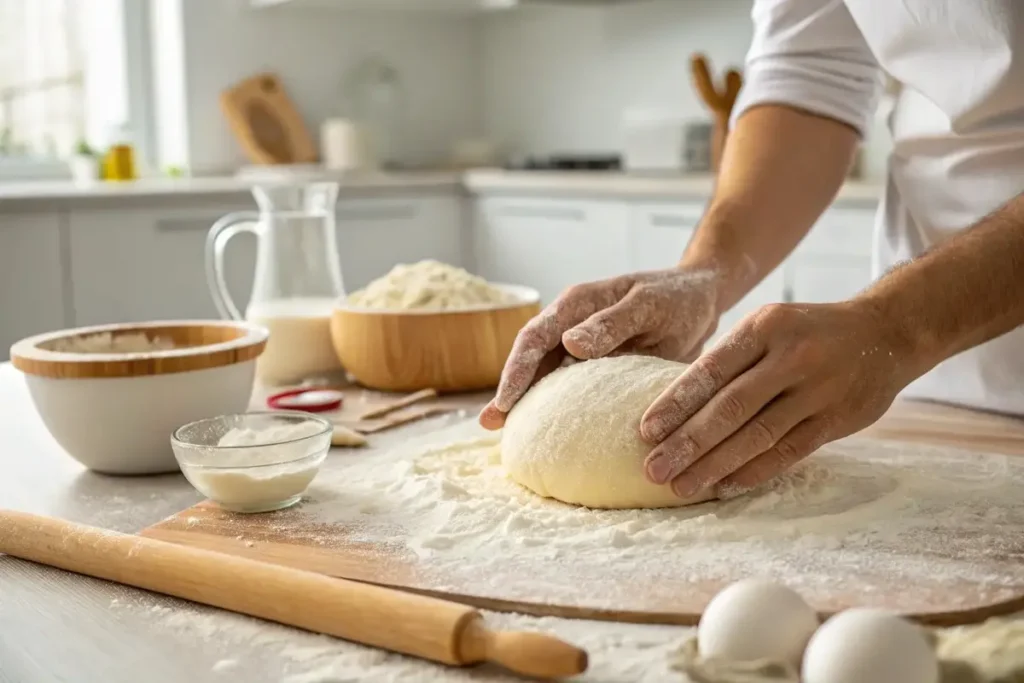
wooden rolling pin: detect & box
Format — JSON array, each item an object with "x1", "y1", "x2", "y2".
[{"x1": 0, "y1": 510, "x2": 587, "y2": 679}]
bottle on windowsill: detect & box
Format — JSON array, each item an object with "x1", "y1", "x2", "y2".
[{"x1": 102, "y1": 122, "x2": 137, "y2": 182}]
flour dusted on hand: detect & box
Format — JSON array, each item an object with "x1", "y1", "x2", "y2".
[
  {"x1": 346, "y1": 260, "x2": 517, "y2": 310},
  {"x1": 49, "y1": 331, "x2": 175, "y2": 354}
]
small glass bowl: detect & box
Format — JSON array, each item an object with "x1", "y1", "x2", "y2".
[{"x1": 171, "y1": 411, "x2": 332, "y2": 513}]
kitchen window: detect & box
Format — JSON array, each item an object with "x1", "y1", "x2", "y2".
[{"x1": 0, "y1": 0, "x2": 147, "y2": 180}]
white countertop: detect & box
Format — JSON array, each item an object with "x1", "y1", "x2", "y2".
[
  {"x1": 0, "y1": 168, "x2": 884, "y2": 206},
  {"x1": 0, "y1": 170, "x2": 464, "y2": 203},
  {"x1": 463, "y1": 169, "x2": 883, "y2": 204},
  {"x1": 4, "y1": 361, "x2": 1023, "y2": 682},
  {"x1": 0, "y1": 362, "x2": 692, "y2": 683}
]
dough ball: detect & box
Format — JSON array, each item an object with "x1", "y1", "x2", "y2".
[
  {"x1": 698, "y1": 578, "x2": 819, "y2": 666},
  {"x1": 802, "y1": 608, "x2": 939, "y2": 683},
  {"x1": 501, "y1": 355, "x2": 714, "y2": 509}
]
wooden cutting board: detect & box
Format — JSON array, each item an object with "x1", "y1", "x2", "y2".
[
  {"x1": 220, "y1": 72, "x2": 318, "y2": 165},
  {"x1": 142, "y1": 400, "x2": 1024, "y2": 627}
]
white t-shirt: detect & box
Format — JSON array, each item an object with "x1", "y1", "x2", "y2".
[{"x1": 731, "y1": 0, "x2": 1024, "y2": 416}]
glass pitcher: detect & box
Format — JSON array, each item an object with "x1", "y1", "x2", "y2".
[{"x1": 206, "y1": 182, "x2": 346, "y2": 386}]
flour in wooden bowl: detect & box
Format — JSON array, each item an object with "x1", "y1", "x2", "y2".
[{"x1": 346, "y1": 260, "x2": 517, "y2": 310}]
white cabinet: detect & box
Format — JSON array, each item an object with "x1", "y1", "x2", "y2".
[
  {"x1": 788, "y1": 206, "x2": 876, "y2": 304},
  {"x1": 473, "y1": 197, "x2": 629, "y2": 304},
  {"x1": 67, "y1": 194, "x2": 463, "y2": 326},
  {"x1": 715, "y1": 267, "x2": 788, "y2": 342},
  {"x1": 335, "y1": 195, "x2": 465, "y2": 291},
  {"x1": 0, "y1": 213, "x2": 68, "y2": 360},
  {"x1": 68, "y1": 202, "x2": 258, "y2": 326},
  {"x1": 626, "y1": 202, "x2": 702, "y2": 271},
  {"x1": 789, "y1": 257, "x2": 873, "y2": 303}
]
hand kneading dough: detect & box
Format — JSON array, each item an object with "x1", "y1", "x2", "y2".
[{"x1": 501, "y1": 355, "x2": 716, "y2": 509}]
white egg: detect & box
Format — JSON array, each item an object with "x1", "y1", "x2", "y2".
[
  {"x1": 698, "y1": 578, "x2": 819, "y2": 666},
  {"x1": 802, "y1": 608, "x2": 939, "y2": 683}
]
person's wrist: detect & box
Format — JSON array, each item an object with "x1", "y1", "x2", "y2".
[
  {"x1": 850, "y1": 289, "x2": 943, "y2": 384},
  {"x1": 675, "y1": 253, "x2": 752, "y2": 318}
]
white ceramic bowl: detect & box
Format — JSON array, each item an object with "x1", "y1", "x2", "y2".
[
  {"x1": 171, "y1": 411, "x2": 332, "y2": 513},
  {"x1": 10, "y1": 320, "x2": 268, "y2": 475}
]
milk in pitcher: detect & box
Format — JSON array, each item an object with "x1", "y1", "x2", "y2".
[{"x1": 247, "y1": 297, "x2": 342, "y2": 386}]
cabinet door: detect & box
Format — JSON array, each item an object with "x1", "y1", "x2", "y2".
[
  {"x1": 797, "y1": 207, "x2": 875, "y2": 259},
  {"x1": 69, "y1": 202, "x2": 257, "y2": 325},
  {"x1": 0, "y1": 212, "x2": 68, "y2": 360},
  {"x1": 473, "y1": 197, "x2": 629, "y2": 304},
  {"x1": 627, "y1": 202, "x2": 702, "y2": 271},
  {"x1": 713, "y1": 267, "x2": 789, "y2": 344},
  {"x1": 335, "y1": 195, "x2": 464, "y2": 290},
  {"x1": 789, "y1": 256, "x2": 874, "y2": 304}
]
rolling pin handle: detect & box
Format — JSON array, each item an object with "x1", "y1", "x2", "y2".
[{"x1": 457, "y1": 615, "x2": 589, "y2": 679}]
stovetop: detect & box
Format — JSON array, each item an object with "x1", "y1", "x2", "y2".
[{"x1": 504, "y1": 154, "x2": 622, "y2": 172}]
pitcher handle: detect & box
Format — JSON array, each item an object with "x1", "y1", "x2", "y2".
[{"x1": 205, "y1": 211, "x2": 260, "y2": 321}]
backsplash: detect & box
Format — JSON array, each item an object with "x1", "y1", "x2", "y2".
[
  {"x1": 480, "y1": 1, "x2": 753, "y2": 157},
  {"x1": 478, "y1": 0, "x2": 892, "y2": 179},
  {"x1": 172, "y1": 0, "x2": 482, "y2": 175}
]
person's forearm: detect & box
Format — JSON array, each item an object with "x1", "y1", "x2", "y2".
[
  {"x1": 859, "y1": 193, "x2": 1024, "y2": 379},
  {"x1": 681, "y1": 104, "x2": 861, "y2": 315}
]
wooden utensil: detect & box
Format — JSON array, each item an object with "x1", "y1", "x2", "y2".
[
  {"x1": 220, "y1": 72, "x2": 318, "y2": 166},
  {"x1": 358, "y1": 388, "x2": 439, "y2": 421},
  {"x1": 0, "y1": 510, "x2": 587, "y2": 679},
  {"x1": 690, "y1": 54, "x2": 743, "y2": 172},
  {"x1": 351, "y1": 405, "x2": 455, "y2": 434}
]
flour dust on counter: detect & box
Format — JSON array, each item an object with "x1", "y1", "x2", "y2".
[
  {"x1": 106, "y1": 587, "x2": 688, "y2": 682},
  {"x1": 212, "y1": 416, "x2": 1024, "y2": 621}
]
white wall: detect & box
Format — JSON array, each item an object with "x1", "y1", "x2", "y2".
[
  {"x1": 481, "y1": 1, "x2": 754, "y2": 157},
  {"x1": 175, "y1": 0, "x2": 482, "y2": 174},
  {"x1": 480, "y1": 0, "x2": 892, "y2": 177}
]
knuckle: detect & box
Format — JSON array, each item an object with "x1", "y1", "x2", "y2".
[
  {"x1": 717, "y1": 390, "x2": 747, "y2": 424},
  {"x1": 514, "y1": 323, "x2": 548, "y2": 351},
  {"x1": 772, "y1": 436, "x2": 805, "y2": 465},
  {"x1": 560, "y1": 282, "x2": 595, "y2": 304},
  {"x1": 699, "y1": 355, "x2": 728, "y2": 389},
  {"x1": 752, "y1": 303, "x2": 788, "y2": 330},
  {"x1": 746, "y1": 418, "x2": 778, "y2": 453},
  {"x1": 790, "y1": 337, "x2": 824, "y2": 365},
  {"x1": 669, "y1": 431, "x2": 702, "y2": 463}
]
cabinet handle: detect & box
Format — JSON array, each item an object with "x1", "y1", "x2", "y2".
[
  {"x1": 336, "y1": 204, "x2": 418, "y2": 222},
  {"x1": 156, "y1": 217, "x2": 228, "y2": 232},
  {"x1": 649, "y1": 214, "x2": 697, "y2": 229},
  {"x1": 493, "y1": 205, "x2": 586, "y2": 222}
]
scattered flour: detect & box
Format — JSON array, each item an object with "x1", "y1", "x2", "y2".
[
  {"x1": 251, "y1": 419, "x2": 1024, "y2": 617},
  {"x1": 125, "y1": 417, "x2": 1024, "y2": 681},
  {"x1": 346, "y1": 260, "x2": 519, "y2": 311}
]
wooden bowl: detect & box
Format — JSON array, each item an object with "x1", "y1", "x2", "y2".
[
  {"x1": 10, "y1": 321, "x2": 268, "y2": 475},
  {"x1": 330, "y1": 284, "x2": 541, "y2": 393}
]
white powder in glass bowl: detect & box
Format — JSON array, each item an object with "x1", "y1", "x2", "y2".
[{"x1": 175, "y1": 418, "x2": 332, "y2": 514}]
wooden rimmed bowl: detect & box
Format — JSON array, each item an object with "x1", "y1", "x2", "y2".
[
  {"x1": 10, "y1": 321, "x2": 268, "y2": 475},
  {"x1": 330, "y1": 284, "x2": 542, "y2": 393}
]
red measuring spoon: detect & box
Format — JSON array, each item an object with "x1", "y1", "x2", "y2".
[{"x1": 266, "y1": 388, "x2": 344, "y2": 413}]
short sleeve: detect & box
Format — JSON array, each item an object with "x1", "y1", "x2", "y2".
[{"x1": 730, "y1": 0, "x2": 883, "y2": 136}]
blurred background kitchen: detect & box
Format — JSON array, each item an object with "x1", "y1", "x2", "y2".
[{"x1": 0, "y1": 0, "x2": 892, "y2": 362}]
